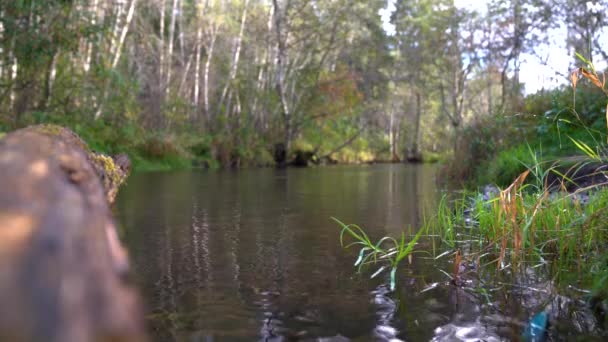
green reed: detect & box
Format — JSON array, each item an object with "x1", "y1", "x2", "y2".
[{"x1": 332, "y1": 217, "x2": 424, "y2": 291}]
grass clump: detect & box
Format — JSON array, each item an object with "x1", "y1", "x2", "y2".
[
  {"x1": 332, "y1": 217, "x2": 424, "y2": 291},
  {"x1": 434, "y1": 169, "x2": 608, "y2": 290}
]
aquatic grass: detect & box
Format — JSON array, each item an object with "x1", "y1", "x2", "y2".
[
  {"x1": 434, "y1": 173, "x2": 608, "y2": 289},
  {"x1": 332, "y1": 217, "x2": 424, "y2": 291}
]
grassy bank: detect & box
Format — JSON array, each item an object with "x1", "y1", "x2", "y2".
[
  {"x1": 437, "y1": 60, "x2": 608, "y2": 310},
  {"x1": 446, "y1": 65, "x2": 608, "y2": 188},
  {"x1": 336, "y1": 61, "x2": 608, "y2": 320},
  {"x1": 0, "y1": 117, "x2": 435, "y2": 172}
]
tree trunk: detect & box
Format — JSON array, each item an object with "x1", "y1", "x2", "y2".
[
  {"x1": 95, "y1": 0, "x2": 138, "y2": 119},
  {"x1": 165, "y1": 0, "x2": 178, "y2": 96},
  {"x1": 203, "y1": 27, "x2": 218, "y2": 123},
  {"x1": 272, "y1": 0, "x2": 292, "y2": 151},
  {"x1": 487, "y1": 65, "x2": 493, "y2": 115},
  {"x1": 0, "y1": 125, "x2": 144, "y2": 342},
  {"x1": 218, "y1": 0, "x2": 250, "y2": 116},
  {"x1": 193, "y1": 23, "x2": 202, "y2": 109},
  {"x1": 111, "y1": 0, "x2": 137, "y2": 70},
  {"x1": 83, "y1": 0, "x2": 99, "y2": 73},
  {"x1": 39, "y1": 52, "x2": 57, "y2": 111},
  {"x1": 389, "y1": 105, "x2": 396, "y2": 160},
  {"x1": 412, "y1": 92, "x2": 422, "y2": 160},
  {"x1": 159, "y1": 0, "x2": 166, "y2": 87},
  {"x1": 252, "y1": 4, "x2": 274, "y2": 130}
]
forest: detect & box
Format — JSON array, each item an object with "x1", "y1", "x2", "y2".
[
  {"x1": 0, "y1": 0, "x2": 604, "y2": 172},
  {"x1": 3, "y1": 1, "x2": 608, "y2": 341}
]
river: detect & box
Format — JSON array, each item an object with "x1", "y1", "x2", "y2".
[{"x1": 115, "y1": 164, "x2": 603, "y2": 341}]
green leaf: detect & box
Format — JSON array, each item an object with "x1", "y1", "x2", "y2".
[{"x1": 568, "y1": 135, "x2": 600, "y2": 161}]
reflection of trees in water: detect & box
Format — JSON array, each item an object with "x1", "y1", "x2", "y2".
[
  {"x1": 120, "y1": 166, "x2": 444, "y2": 340},
  {"x1": 158, "y1": 215, "x2": 178, "y2": 339}
]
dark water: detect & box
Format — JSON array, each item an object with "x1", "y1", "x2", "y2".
[{"x1": 115, "y1": 164, "x2": 604, "y2": 341}]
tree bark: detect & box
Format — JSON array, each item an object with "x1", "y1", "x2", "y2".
[
  {"x1": 165, "y1": 0, "x2": 179, "y2": 96},
  {"x1": 272, "y1": 0, "x2": 292, "y2": 151},
  {"x1": 193, "y1": 4, "x2": 203, "y2": 109},
  {"x1": 0, "y1": 125, "x2": 144, "y2": 342},
  {"x1": 411, "y1": 92, "x2": 422, "y2": 161},
  {"x1": 95, "y1": 0, "x2": 138, "y2": 119},
  {"x1": 159, "y1": 0, "x2": 166, "y2": 87}
]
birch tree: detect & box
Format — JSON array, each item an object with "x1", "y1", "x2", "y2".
[
  {"x1": 95, "y1": 0, "x2": 138, "y2": 119},
  {"x1": 217, "y1": 0, "x2": 251, "y2": 118}
]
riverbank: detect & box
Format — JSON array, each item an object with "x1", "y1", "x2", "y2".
[{"x1": 0, "y1": 120, "x2": 444, "y2": 172}]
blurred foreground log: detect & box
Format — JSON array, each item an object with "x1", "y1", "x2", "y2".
[{"x1": 0, "y1": 125, "x2": 146, "y2": 341}]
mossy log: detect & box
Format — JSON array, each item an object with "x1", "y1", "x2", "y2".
[{"x1": 0, "y1": 125, "x2": 145, "y2": 341}]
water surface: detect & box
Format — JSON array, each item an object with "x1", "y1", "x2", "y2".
[{"x1": 115, "y1": 164, "x2": 604, "y2": 341}]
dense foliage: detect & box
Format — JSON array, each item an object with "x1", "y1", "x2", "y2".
[{"x1": 1, "y1": 0, "x2": 607, "y2": 170}]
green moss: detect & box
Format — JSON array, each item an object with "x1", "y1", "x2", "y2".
[
  {"x1": 90, "y1": 153, "x2": 123, "y2": 186},
  {"x1": 33, "y1": 124, "x2": 91, "y2": 152},
  {"x1": 35, "y1": 123, "x2": 65, "y2": 136}
]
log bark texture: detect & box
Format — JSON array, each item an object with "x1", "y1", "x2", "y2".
[{"x1": 0, "y1": 125, "x2": 145, "y2": 342}]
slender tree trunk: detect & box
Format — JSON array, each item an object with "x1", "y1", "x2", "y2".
[
  {"x1": 193, "y1": 0, "x2": 204, "y2": 110},
  {"x1": 412, "y1": 92, "x2": 422, "y2": 159},
  {"x1": 84, "y1": 0, "x2": 99, "y2": 73},
  {"x1": 500, "y1": 66, "x2": 508, "y2": 110},
  {"x1": 178, "y1": 53, "x2": 192, "y2": 97},
  {"x1": 159, "y1": 0, "x2": 166, "y2": 87},
  {"x1": 109, "y1": 0, "x2": 125, "y2": 58},
  {"x1": 193, "y1": 34, "x2": 202, "y2": 107},
  {"x1": 487, "y1": 65, "x2": 493, "y2": 115},
  {"x1": 389, "y1": 106, "x2": 396, "y2": 160},
  {"x1": 111, "y1": 0, "x2": 137, "y2": 69},
  {"x1": 40, "y1": 52, "x2": 57, "y2": 110},
  {"x1": 272, "y1": 0, "x2": 292, "y2": 151},
  {"x1": 218, "y1": 0, "x2": 250, "y2": 115},
  {"x1": 178, "y1": 0, "x2": 185, "y2": 63},
  {"x1": 203, "y1": 30, "x2": 217, "y2": 122},
  {"x1": 165, "y1": 0, "x2": 178, "y2": 96},
  {"x1": 12, "y1": 5, "x2": 33, "y2": 126},
  {"x1": 8, "y1": 42, "x2": 17, "y2": 113},
  {"x1": 251, "y1": 5, "x2": 274, "y2": 131},
  {"x1": 95, "y1": 0, "x2": 138, "y2": 119}
]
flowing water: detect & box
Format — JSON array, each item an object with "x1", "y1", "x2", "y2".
[{"x1": 115, "y1": 164, "x2": 605, "y2": 341}]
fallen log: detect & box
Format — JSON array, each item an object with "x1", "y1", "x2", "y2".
[{"x1": 0, "y1": 125, "x2": 145, "y2": 341}]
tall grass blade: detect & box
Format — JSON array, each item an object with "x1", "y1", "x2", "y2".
[
  {"x1": 567, "y1": 136, "x2": 600, "y2": 161},
  {"x1": 371, "y1": 266, "x2": 386, "y2": 279}
]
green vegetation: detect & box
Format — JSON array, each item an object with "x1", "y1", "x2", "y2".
[
  {"x1": 437, "y1": 180, "x2": 608, "y2": 285},
  {"x1": 0, "y1": 0, "x2": 401, "y2": 170},
  {"x1": 336, "y1": 56, "x2": 608, "y2": 318},
  {"x1": 333, "y1": 217, "x2": 424, "y2": 291},
  {"x1": 5, "y1": 1, "x2": 601, "y2": 170}
]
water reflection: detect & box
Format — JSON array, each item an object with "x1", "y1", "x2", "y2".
[
  {"x1": 111, "y1": 165, "x2": 598, "y2": 341},
  {"x1": 115, "y1": 165, "x2": 439, "y2": 341},
  {"x1": 371, "y1": 285, "x2": 403, "y2": 341}
]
